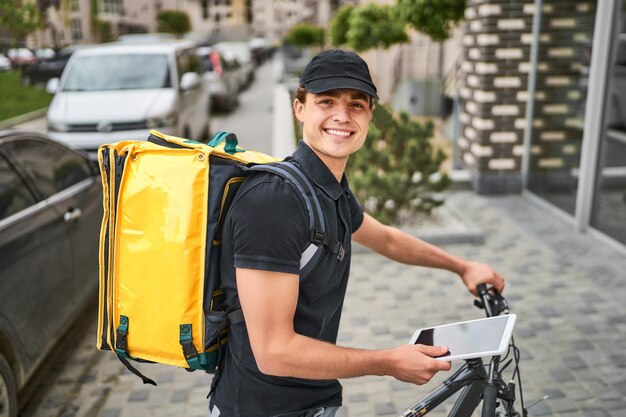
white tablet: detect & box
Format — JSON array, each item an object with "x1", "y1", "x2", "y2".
[{"x1": 409, "y1": 314, "x2": 517, "y2": 361}]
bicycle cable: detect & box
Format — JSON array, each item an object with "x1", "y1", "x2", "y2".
[{"x1": 510, "y1": 336, "x2": 526, "y2": 416}]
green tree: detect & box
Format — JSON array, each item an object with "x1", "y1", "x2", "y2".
[
  {"x1": 396, "y1": 0, "x2": 466, "y2": 42},
  {"x1": 328, "y1": 5, "x2": 354, "y2": 47},
  {"x1": 346, "y1": 105, "x2": 450, "y2": 225},
  {"x1": 283, "y1": 23, "x2": 324, "y2": 47},
  {"x1": 157, "y1": 10, "x2": 191, "y2": 37},
  {"x1": 0, "y1": 0, "x2": 45, "y2": 45},
  {"x1": 89, "y1": 0, "x2": 114, "y2": 43},
  {"x1": 328, "y1": 0, "x2": 465, "y2": 52},
  {"x1": 345, "y1": 4, "x2": 408, "y2": 52}
]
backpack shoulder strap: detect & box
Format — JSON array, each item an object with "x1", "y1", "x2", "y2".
[{"x1": 248, "y1": 161, "x2": 345, "y2": 279}]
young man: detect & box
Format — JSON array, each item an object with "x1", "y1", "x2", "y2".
[{"x1": 209, "y1": 49, "x2": 505, "y2": 417}]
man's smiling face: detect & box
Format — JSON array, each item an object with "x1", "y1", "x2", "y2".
[{"x1": 294, "y1": 88, "x2": 373, "y2": 171}]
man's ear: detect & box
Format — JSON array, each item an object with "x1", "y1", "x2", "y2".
[{"x1": 293, "y1": 99, "x2": 305, "y2": 123}]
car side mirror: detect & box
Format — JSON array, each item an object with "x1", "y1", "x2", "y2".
[
  {"x1": 46, "y1": 78, "x2": 59, "y2": 94},
  {"x1": 180, "y1": 72, "x2": 200, "y2": 91}
]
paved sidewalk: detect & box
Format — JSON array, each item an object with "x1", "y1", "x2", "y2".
[{"x1": 23, "y1": 190, "x2": 626, "y2": 417}]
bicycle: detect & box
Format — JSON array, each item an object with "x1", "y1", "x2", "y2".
[{"x1": 397, "y1": 284, "x2": 534, "y2": 417}]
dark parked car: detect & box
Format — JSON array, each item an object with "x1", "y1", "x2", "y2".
[
  {"x1": 0, "y1": 131, "x2": 102, "y2": 417},
  {"x1": 197, "y1": 46, "x2": 241, "y2": 112},
  {"x1": 21, "y1": 45, "x2": 89, "y2": 86}
]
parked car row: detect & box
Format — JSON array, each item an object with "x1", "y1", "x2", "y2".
[
  {"x1": 11, "y1": 36, "x2": 272, "y2": 158},
  {"x1": 21, "y1": 45, "x2": 93, "y2": 86}
]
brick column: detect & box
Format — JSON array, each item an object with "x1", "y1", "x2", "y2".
[{"x1": 460, "y1": 0, "x2": 532, "y2": 194}]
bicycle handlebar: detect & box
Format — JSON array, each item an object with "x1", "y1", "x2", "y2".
[{"x1": 475, "y1": 283, "x2": 509, "y2": 318}]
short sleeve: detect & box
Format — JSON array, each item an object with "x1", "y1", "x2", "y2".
[
  {"x1": 346, "y1": 188, "x2": 364, "y2": 233},
  {"x1": 226, "y1": 175, "x2": 309, "y2": 275}
]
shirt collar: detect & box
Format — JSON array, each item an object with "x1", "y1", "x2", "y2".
[{"x1": 289, "y1": 140, "x2": 348, "y2": 201}]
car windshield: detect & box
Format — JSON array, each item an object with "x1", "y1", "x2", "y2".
[{"x1": 62, "y1": 54, "x2": 171, "y2": 91}]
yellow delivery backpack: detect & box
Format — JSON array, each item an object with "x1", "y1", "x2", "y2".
[{"x1": 96, "y1": 130, "x2": 343, "y2": 385}]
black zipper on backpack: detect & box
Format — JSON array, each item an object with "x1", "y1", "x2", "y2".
[
  {"x1": 147, "y1": 133, "x2": 189, "y2": 149},
  {"x1": 99, "y1": 147, "x2": 111, "y2": 350},
  {"x1": 108, "y1": 150, "x2": 127, "y2": 349}
]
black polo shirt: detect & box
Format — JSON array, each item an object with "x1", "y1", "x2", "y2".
[{"x1": 211, "y1": 141, "x2": 364, "y2": 417}]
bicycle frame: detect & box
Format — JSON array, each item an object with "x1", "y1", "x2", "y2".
[{"x1": 398, "y1": 358, "x2": 487, "y2": 417}]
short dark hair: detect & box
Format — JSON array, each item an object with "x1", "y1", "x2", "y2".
[{"x1": 294, "y1": 86, "x2": 375, "y2": 110}]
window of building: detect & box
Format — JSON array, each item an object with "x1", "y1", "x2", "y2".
[
  {"x1": 202, "y1": 0, "x2": 209, "y2": 19},
  {"x1": 527, "y1": 2, "x2": 597, "y2": 216},
  {"x1": 70, "y1": 0, "x2": 79, "y2": 12},
  {"x1": 100, "y1": 0, "x2": 122, "y2": 15},
  {"x1": 70, "y1": 18, "x2": 82, "y2": 41}
]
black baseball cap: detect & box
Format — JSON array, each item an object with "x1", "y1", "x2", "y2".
[{"x1": 299, "y1": 49, "x2": 379, "y2": 100}]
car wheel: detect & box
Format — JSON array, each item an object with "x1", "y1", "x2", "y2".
[{"x1": 0, "y1": 354, "x2": 17, "y2": 417}]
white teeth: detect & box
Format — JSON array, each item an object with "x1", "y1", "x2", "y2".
[{"x1": 326, "y1": 129, "x2": 351, "y2": 137}]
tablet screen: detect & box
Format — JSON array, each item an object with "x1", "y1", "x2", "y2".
[{"x1": 413, "y1": 315, "x2": 512, "y2": 359}]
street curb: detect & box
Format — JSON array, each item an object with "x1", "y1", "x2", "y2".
[
  {"x1": 0, "y1": 107, "x2": 47, "y2": 129},
  {"x1": 353, "y1": 196, "x2": 485, "y2": 254}
]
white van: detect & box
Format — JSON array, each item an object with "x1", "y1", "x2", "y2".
[{"x1": 46, "y1": 41, "x2": 211, "y2": 152}]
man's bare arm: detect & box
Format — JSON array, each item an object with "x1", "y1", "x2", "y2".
[
  {"x1": 352, "y1": 213, "x2": 505, "y2": 294},
  {"x1": 236, "y1": 267, "x2": 450, "y2": 383}
]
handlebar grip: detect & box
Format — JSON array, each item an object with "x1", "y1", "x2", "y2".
[
  {"x1": 477, "y1": 284, "x2": 495, "y2": 317},
  {"x1": 477, "y1": 283, "x2": 489, "y2": 296},
  {"x1": 481, "y1": 384, "x2": 498, "y2": 417}
]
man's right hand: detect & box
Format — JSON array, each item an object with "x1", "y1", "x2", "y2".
[{"x1": 388, "y1": 344, "x2": 452, "y2": 385}]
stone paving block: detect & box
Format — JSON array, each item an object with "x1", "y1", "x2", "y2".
[
  {"x1": 99, "y1": 408, "x2": 121, "y2": 417},
  {"x1": 58, "y1": 405, "x2": 78, "y2": 417},
  {"x1": 550, "y1": 368, "x2": 576, "y2": 382},
  {"x1": 558, "y1": 412, "x2": 586, "y2": 417},
  {"x1": 527, "y1": 401, "x2": 552, "y2": 416},
  {"x1": 562, "y1": 355, "x2": 588, "y2": 370},
  {"x1": 374, "y1": 402, "x2": 396, "y2": 416},
  {"x1": 128, "y1": 390, "x2": 149, "y2": 402},
  {"x1": 609, "y1": 409, "x2": 626, "y2": 417},
  {"x1": 170, "y1": 389, "x2": 190, "y2": 403},
  {"x1": 580, "y1": 408, "x2": 611, "y2": 417},
  {"x1": 548, "y1": 397, "x2": 580, "y2": 413}
]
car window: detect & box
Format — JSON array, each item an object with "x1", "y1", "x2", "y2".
[
  {"x1": 63, "y1": 53, "x2": 171, "y2": 91},
  {"x1": 5, "y1": 139, "x2": 92, "y2": 198},
  {"x1": 0, "y1": 154, "x2": 36, "y2": 221}
]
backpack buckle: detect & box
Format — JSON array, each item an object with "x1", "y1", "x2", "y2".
[
  {"x1": 310, "y1": 229, "x2": 325, "y2": 245},
  {"x1": 180, "y1": 338, "x2": 199, "y2": 360},
  {"x1": 334, "y1": 242, "x2": 345, "y2": 262}
]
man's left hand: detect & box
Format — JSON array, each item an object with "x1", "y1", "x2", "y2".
[{"x1": 460, "y1": 261, "x2": 505, "y2": 295}]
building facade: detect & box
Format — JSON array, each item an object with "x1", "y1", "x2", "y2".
[
  {"x1": 25, "y1": 0, "x2": 359, "y2": 48},
  {"x1": 26, "y1": 0, "x2": 252, "y2": 48},
  {"x1": 458, "y1": 0, "x2": 626, "y2": 248}
]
